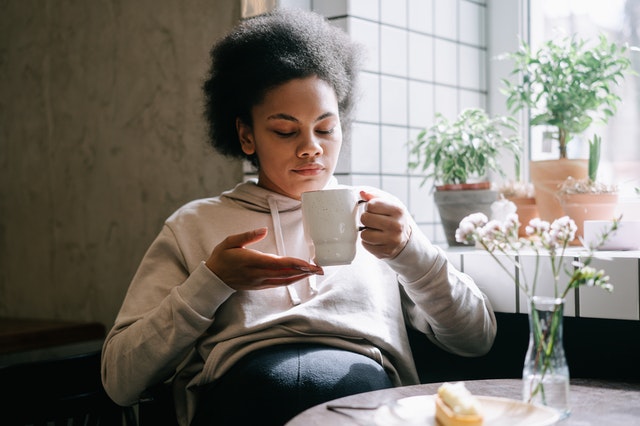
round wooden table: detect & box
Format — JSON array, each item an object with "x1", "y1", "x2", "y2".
[{"x1": 285, "y1": 378, "x2": 640, "y2": 425}]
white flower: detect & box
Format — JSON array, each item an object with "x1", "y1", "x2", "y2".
[
  {"x1": 525, "y1": 217, "x2": 550, "y2": 236},
  {"x1": 503, "y1": 213, "x2": 520, "y2": 237},
  {"x1": 491, "y1": 198, "x2": 517, "y2": 222},
  {"x1": 455, "y1": 211, "x2": 618, "y2": 302},
  {"x1": 456, "y1": 213, "x2": 488, "y2": 243},
  {"x1": 455, "y1": 223, "x2": 475, "y2": 243},
  {"x1": 480, "y1": 220, "x2": 503, "y2": 240},
  {"x1": 549, "y1": 216, "x2": 577, "y2": 245},
  {"x1": 466, "y1": 212, "x2": 489, "y2": 227}
]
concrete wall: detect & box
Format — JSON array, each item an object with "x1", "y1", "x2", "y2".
[{"x1": 0, "y1": 0, "x2": 244, "y2": 328}]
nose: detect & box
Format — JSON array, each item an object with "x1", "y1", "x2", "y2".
[{"x1": 297, "y1": 132, "x2": 323, "y2": 158}]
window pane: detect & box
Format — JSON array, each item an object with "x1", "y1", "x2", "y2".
[{"x1": 530, "y1": 0, "x2": 640, "y2": 199}]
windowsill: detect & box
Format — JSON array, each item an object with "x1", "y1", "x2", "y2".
[{"x1": 445, "y1": 247, "x2": 640, "y2": 321}]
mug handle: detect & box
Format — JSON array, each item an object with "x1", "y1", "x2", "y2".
[{"x1": 357, "y1": 199, "x2": 368, "y2": 231}]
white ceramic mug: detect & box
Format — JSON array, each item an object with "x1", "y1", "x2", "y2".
[{"x1": 301, "y1": 188, "x2": 363, "y2": 266}]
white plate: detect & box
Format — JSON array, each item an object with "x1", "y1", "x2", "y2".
[{"x1": 374, "y1": 394, "x2": 560, "y2": 426}]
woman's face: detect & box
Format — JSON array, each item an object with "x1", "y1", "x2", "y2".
[{"x1": 237, "y1": 76, "x2": 342, "y2": 200}]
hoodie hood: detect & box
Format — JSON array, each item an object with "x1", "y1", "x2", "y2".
[{"x1": 221, "y1": 177, "x2": 340, "y2": 213}]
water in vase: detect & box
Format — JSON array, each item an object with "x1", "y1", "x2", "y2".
[{"x1": 523, "y1": 372, "x2": 570, "y2": 418}]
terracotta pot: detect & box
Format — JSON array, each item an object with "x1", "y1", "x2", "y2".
[
  {"x1": 507, "y1": 196, "x2": 539, "y2": 238},
  {"x1": 434, "y1": 185, "x2": 498, "y2": 246},
  {"x1": 530, "y1": 159, "x2": 588, "y2": 222},
  {"x1": 559, "y1": 192, "x2": 619, "y2": 245}
]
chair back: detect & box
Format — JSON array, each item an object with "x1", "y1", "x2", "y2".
[{"x1": 0, "y1": 350, "x2": 133, "y2": 425}]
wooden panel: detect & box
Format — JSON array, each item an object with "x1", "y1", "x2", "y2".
[{"x1": 0, "y1": 317, "x2": 105, "y2": 354}]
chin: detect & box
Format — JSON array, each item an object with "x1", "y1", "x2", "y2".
[
  {"x1": 301, "y1": 178, "x2": 330, "y2": 192},
  {"x1": 287, "y1": 183, "x2": 320, "y2": 200}
]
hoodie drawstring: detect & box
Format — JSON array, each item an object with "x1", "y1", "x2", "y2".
[{"x1": 267, "y1": 196, "x2": 301, "y2": 306}]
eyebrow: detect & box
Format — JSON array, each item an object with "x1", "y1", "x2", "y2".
[{"x1": 267, "y1": 112, "x2": 336, "y2": 123}]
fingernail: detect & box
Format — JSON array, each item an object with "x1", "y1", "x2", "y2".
[{"x1": 298, "y1": 266, "x2": 324, "y2": 275}]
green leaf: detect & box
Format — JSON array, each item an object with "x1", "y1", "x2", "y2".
[{"x1": 499, "y1": 33, "x2": 634, "y2": 156}]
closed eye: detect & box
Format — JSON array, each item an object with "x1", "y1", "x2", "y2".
[
  {"x1": 317, "y1": 128, "x2": 335, "y2": 135},
  {"x1": 274, "y1": 130, "x2": 296, "y2": 137}
]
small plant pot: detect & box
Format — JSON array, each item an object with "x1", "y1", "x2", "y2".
[{"x1": 507, "y1": 196, "x2": 539, "y2": 238}]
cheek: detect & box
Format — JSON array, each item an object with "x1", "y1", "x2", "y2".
[
  {"x1": 328, "y1": 138, "x2": 343, "y2": 157},
  {"x1": 255, "y1": 143, "x2": 286, "y2": 167}
]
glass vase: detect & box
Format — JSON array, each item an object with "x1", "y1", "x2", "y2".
[{"x1": 522, "y1": 296, "x2": 570, "y2": 419}]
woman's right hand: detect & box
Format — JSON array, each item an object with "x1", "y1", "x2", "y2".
[{"x1": 205, "y1": 227, "x2": 323, "y2": 290}]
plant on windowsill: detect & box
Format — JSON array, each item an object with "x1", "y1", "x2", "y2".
[
  {"x1": 456, "y1": 209, "x2": 620, "y2": 418},
  {"x1": 408, "y1": 107, "x2": 521, "y2": 246},
  {"x1": 557, "y1": 134, "x2": 618, "y2": 243},
  {"x1": 501, "y1": 34, "x2": 634, "y2": 221}
]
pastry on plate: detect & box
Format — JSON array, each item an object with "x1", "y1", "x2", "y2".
[{"x1": 435, "y1": 382, "x2": 483, "y2": 426}]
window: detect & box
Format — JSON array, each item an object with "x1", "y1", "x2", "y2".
[{"x1": 529, "y1": 0, "x2": 640, "y2": 200}]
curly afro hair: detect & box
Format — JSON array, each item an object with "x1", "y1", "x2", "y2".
[{"x1": 202, "y1": 8, "x2": 363, "y2": 168}]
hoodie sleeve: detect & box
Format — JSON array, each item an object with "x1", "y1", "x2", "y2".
[
  {"x1": 101, "y1": 224, "x2": 235, "y2": 406},
  {"x1": 385, "y1": 225, "x2": 496, "y2": 357}
]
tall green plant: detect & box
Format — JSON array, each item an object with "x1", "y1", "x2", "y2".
[
  {"x1": 557, "y1": 131, "x2": 617, "y2": 195},
  {"x1": 502, "y1": 34, "x2": 633, "y2": 159},
  {"x1": 588, "y1": 134, "x2": 602, "y2": 182}
]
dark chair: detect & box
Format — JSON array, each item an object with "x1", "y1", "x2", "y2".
[
  {"x1": 0, "y1": 350, "x2": 135, "y2": 426},
  {"x1": 137, "y1": 382, "x2": 178, "y2": 426}
]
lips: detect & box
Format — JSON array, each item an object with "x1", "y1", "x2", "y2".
[{"x1": 293, "y1": 163, "x2": 325, "y2": 174}]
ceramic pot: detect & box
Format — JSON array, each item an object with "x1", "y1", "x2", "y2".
[
  {"x1": 530, "y1": 159, "x2": 588, "y2": 222},
  {"x1": 434, "y1": 184, "x2": 498, "y2": 246},
  {"x1": 507, "y1": 196, "x2": 539, "y2": 237},
  {"x1": 559, "y1": 192, "x2": 619, "y2": 245}
]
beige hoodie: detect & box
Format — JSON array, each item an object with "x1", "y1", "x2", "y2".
[{"x1": 101, "y1": 179, "x2": 496, "y2": 425}]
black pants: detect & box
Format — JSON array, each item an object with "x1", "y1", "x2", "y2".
[{"x1": 190, "y1": 343, "x2": 393, "y2": 426}]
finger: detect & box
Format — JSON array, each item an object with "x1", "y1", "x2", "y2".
[
  {"x1": 239, "y1": 263, "x2": 322, "y2": 286},
  {"x1": 359, "y1": 190, "x2": 378, "y2": 202},
  {"x1": 359, "y1": 228, "x2": 386, "y2": 247},
  {"x1": 244, "y1": 252, "x2": 324, "y2": 274},
  {"x1": 231, "y1": 271, "x2": 316, "y2": 291},
  {"x1": 259, "y1": 273, "x2": 318, "y2": 288},
  {"x1": 221, "y1": 228, "x2": 268, "y2": 249},
  {"x1": 363, "y1": 198, "x2": 405, "y2": 218}
]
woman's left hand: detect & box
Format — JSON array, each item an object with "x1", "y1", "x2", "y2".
[{"x1": 358, "y1": 190, "x2": 412, "y2": 260}]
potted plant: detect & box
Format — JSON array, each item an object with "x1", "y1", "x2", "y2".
[
  {"x1": 408, "y1": 107, "x2": 521, "y2": 246},
  {"x1": 557, "y1": 134, "x2": 618, "y2": 244},
  {"x1": 497, "y1": 180, "x2": 538, "y2": 238},
  {"x1": 501, "y1": 34, "x2": 633, "y2": 221}
]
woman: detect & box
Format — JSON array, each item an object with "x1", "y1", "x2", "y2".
[{"x1": 101, "y1": 8, "x2": 496, "y2": 426}]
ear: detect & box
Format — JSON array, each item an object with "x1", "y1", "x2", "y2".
[{"x1": 236, "y1": 118, "x2": 255, "y2": 155}]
